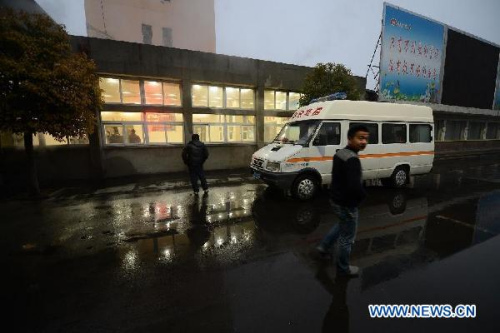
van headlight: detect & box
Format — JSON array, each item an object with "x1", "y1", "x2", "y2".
[{"x1": 266, "y1": 161, "x2": 281, "y2": 172}]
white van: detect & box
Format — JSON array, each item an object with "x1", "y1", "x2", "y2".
[{"x1": 250, "y1": 99, "x2": 434, "y2": 200}]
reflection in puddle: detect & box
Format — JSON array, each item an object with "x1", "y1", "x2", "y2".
[{"x1": 114, "y1": 169, "x2": 500, "y2": 289}]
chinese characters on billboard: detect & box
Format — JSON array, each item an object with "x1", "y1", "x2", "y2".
[{"x1": 380, "y1": 4, "x2": 445, "y2": 103}]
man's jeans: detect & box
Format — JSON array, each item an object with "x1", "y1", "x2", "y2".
[
  {"x1": 319, "y1": 203, "x2": 359, "y2": 272},
  {"x1": 189, "y1": 165, "x2": 208, "y2": 192}
]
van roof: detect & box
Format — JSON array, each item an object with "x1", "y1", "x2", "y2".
[{"x1": 288, "y1": 100, "x2": 433, "y2": 123}]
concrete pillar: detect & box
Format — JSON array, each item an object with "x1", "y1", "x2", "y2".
[
  {"x1": 256, "y1": 86, "x2": 265, "y2": 148},
  {"x1": 182, "y1": 80, "x2": 193, "y2": 143},
  {"x1": 89, "y1": 108, "x2": 105, "y2": 179}
]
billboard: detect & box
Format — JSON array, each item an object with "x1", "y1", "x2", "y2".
[
  {"x1": 495, "y1": 54, "x2": 500, "y2": 110},
  {"x1": 379, "y1": 4, "x2": 445, "y2": 103},
  {"x1": 441, "y1": 30, "x2": 499, "y2": 109}
]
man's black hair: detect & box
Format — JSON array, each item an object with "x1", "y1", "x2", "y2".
[
  {"x1": 192, "y1": 133, "x2": 200, "y2": 141},
  {"x1": 348, "y1": 125, "x2": 369, "y2": 139}
]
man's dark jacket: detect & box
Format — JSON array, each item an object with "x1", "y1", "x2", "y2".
[
  {"x1": 330, "y1": 146, "x2": 367, "y2": 208},
  {"x1": 182, "y1": 140, "x2": 209, "y2": 167}
]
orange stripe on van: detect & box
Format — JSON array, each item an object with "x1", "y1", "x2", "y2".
[{"x1": 285, "y1": 151, "x2": 434, "y2": 163}]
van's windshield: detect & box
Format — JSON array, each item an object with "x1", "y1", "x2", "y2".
[{"x1": 273, "y1": 120, "x2": 321, "y2": 146}]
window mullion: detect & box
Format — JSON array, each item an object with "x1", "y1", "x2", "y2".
[
  {"x1": 167, "y1": 123, "x2": 170, "y2": 144},
  {"x1": 207, "y1": 85, "x2": 210, "y2": 108},
  {"x1": 119, "y1": 79, "x2": 123, "y2": 103},
  {"x1": 144, "y1": 122, "x2": 149, "y2": 144}
]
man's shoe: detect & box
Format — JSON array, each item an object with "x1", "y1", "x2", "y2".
[
  {"x1": 316, "y1": 245, "x2": 332, "y2": 259},
  {"x1": 337, "y1": 265, "x2": 360, "y2": 277}
]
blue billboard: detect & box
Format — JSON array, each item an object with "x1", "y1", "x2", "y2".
[{"x1": 379, "y1": 4, "x2": 445, "y2": 103}]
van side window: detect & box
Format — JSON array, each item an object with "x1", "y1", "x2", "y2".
[
  {"x1": 410, "y1": 124, "x2": 432, "y2": 143},
  {"x1": 313, "y1": 122, "x2": 340, "y2": 146},
  {"x1": 382, "y1": 123, "x2": 407, "y2": 144},
  {"x1": 350, "y1": 122, "x2": 378, "y2": 144}
]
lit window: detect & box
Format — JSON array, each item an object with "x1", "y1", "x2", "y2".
[
  {"x1": 242, "y1": 126, "x2": 255, "y2": 142},
  {"x1": 144, "y1": 81, "x2": 163, "y2": 105},
  {"x1": 68, "y1": 135, "x2": 89, "y2": 145},
  {"x1": 209, "y1": 125, "x2": 224, "y2": 142},
  {"x1": 101, "y1": 112, "x2": 183, "y2": 145},
  {"x1": 264, "y1": 116, "x2": 288, "y2": 142},
  {"x1": 227, "y1": 125, "x2": 241, "y2": 142},
  {"x1": 40, "y1": 133, "x2": 68, "y2": 146},
  {"x1": 99, "y1": 78, "x2": 120, "y2": 103},
  {"x1": 167, "y1": 125, "x2": 184, "y2": 143},
  {"x1": 241, "y1": 89, "x2": 255, "y2": 109},
  {"x1": 125, "y1": 125, "x2": 144, "y2": 144},
  {"x1": 104, "y1": 125, "x2": 125, "y2": 144},
  {"x1": 193, "y1": 114, "x2": 255, "y2": 143},
  {"x1": 275, "y1": 91, "x2": 287, "y2": 110},
  {"x1": 0, "y1": 132, "x2": 89, "y2": 147},
  {"x1": 209, "y1": 86, "x2": 223, "y2": 108},
  {"x1": 192, "y1": 84, "x2": 208, "y2": 107},
  {"x1": 121, "y1": 80, "x2": 141, "y2": 104},
  {"x1": 288, "y1": 92, "x2": 301, "y2": 110},
  {"x1": 164, "y1": 82, "x2": 181, "y2": 106},
  {"x1": 193, "y1": 114, "x2": 224, "y2": 123},
  {"x1": 193, "y1": 124, "x2": 209, "y2": 142},
  {"x1": 264, "y1": 90, "x2": 275, "y2": 110},
  {"x1": 101, "y1": 112, "x2": 143, "y2": 122},
  {"x1": 145, "y1": 112, "x2": 184, "y2": 144},
  {"x1": 226, "y1": 87, "x2": 240, "y2": 108}
]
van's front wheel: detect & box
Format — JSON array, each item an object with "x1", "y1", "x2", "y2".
[{"x1": 292, "y1": 174, "x2": 318, "y2": 201}]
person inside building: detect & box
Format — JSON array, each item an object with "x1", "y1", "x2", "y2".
[
  {"x1": 128, "y1": 128, "x2": 141, "y2": 143},
  {"x1": 108, "y1": 126, "x2": 123, "y2": 144}
]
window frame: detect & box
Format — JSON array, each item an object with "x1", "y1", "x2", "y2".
[
  {"x1": 444, "y1": 120, "x2": 467, "y2": 141},
  {"x1": 486, "y1": 122, "x2": 500, "y2": 140},
  {"x1": 382, "y1": 123, "x2": 408, "y2": 144},
  {"x1": 264, "y1": 116, "x2": 289, "y2": 142},
  {"x1": 409, "y1": 124, "x2": 433, "y2": 143},
  {"x1": 193, "y1": 84, "x2": 256, "y2": 110},
  {"x1": 264, "y1": 90, "x2": 302, "y2": 111},
  {"x1": 349, "y1": 122, "x2": 379, "y2": 144},
  {"x1": 467, "y1": 121, "x2": 486, "y2": 141},
  {"x1": 101, "y1": 111, "x2": 184, "y2": 146},
  {"x1": 192, "y1": 114, "x2": 256, "y2": 144},
  {"x1": 312, "y1": 122, "x2": 341, "y2": 146},
  {"x1": 100, "y1": 76, "x2": 182, "y2": 107}
]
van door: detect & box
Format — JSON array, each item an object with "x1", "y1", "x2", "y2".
[{"x1": 309, "y1": 121, "x2": 342, "y2": 185}]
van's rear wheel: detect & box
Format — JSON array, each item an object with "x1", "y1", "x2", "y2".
[
  {"x1": 387, "y1": 166, "x2": 409, "y2": 188},
  {"x1": 292, "y1": 174, "x2": 318, "y2": 201}
]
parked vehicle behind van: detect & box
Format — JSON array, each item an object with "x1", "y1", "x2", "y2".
[{"x1": 250, "y1": 99, "x2": 434, "y2": 200}]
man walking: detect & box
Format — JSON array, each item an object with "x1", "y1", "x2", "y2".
[
  {"x1": 182, "y1": 134, "x2": 209, "y2": 195},
  {"x1": 316, "y1": 125, "x2": 369, "y2": 277}
]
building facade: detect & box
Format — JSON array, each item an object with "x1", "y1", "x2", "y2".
[
  {"x1": 0, "y1": 36, "x2": 322, "y2": 183},
  {"x1": 84, "y1": 0, "x2": 216, "y2": 53},
  {"x1": 1, "y1": 36, "x2": 499, "y2": 186}
]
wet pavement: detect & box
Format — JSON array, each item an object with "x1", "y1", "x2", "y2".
[{"x1": 2, "y1": 156, "x2": 500, "y2": 332}]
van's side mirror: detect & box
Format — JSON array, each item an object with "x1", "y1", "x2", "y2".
[{"x1": 313, "y1": 137, "x2": 321, "y2": 146}]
